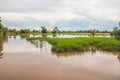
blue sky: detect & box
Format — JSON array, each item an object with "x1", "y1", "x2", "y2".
[{"x1": 0, "y1": 0, "x2": 120, "y2": 31}]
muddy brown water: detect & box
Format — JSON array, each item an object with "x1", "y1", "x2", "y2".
[{"x1": 0, "y1": 36, "x2": 120, "y2": 80}]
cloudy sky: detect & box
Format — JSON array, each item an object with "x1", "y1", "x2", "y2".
[{"x1": 0, "y1": 0, "x2": 120, "y2": 31}]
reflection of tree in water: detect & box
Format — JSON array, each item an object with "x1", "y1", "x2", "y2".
[
  {"x1": 0, "y1": 35, "x2": 8, "y2": 59},
  {"x1": 42, "y1": 34, "x2": 47, "y2": 38},
  {"x1": 0, "y1": 53, "x2": 3, "y2": 58},
  {"x1": 117, "y1": 54, "x2": 120, "y2": 62},
  {"x1": 52, "y1": 34, "x2": 57, "y2": 38},
  {"x1": 52, "y1": 52, "x2": 85, "y2": 58},
  {"x1": 31, "y1": 40, "x2": 43, "y2": 48},
  {"x1": 8, "y1": 35, "x2": 18, "y2": 39},
  {"x1": 9, "y1": 34, "x2": 18, "y2": 39},
  {"x1": 110, "y1": 52, "x2": 120, "y2": 62},
  {"x1": 52, "y1": 51, "x2": 95, "y2": 58},
  {"x1": 20, "y1": 35, "x2": 29, "y2": 39},
  {"x1": 13, "y1": 35, "x2": 17, "y2": 39},
  {"x1": 26, "y1": 37, "x2": 44, "y2": 49},
  {"x1": 103, "y1": 51, "x2": 120, "y2": 62},
  {"x1": 25, "y1": 37, "x2": 51, "y2": 54},
  {"x1": 52, "y1": 51, "x2": 120, "y2": 59}
]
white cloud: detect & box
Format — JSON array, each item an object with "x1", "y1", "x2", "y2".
[
  {"x1": 1, "y1": 0, "x2": 120, "y2": 21},
  {"x1": 0, "y1": 0, "x2": 120, "y2": 30},
  {"x1": 0, "y1": 13, "x2": 28, "y2": 22},
  {"x1": 0, "y1": 11, "x2": 79, "y2": 24}
]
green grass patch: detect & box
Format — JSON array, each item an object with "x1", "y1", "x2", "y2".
[{"x1": 46, "y1": 37, "x2": 120, "y2": 52}]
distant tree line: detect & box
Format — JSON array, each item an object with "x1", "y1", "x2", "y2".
[
  {"x1": 40, "y1": 26, "x2": 60, "y2": 34},
  {"x1": 1, "y1": 17, "x2": 120, "y2": 39}
]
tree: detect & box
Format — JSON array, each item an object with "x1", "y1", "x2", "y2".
[
  {"x1": 90, "y1": 29, "x2": 96, "y2": 37},
  {"x1": 0, "y1": 17, "x2": 3, "y2": 34},
  {"x1": 112, "y1": 22, "x2": 120, "y2": 40},
  {"x1": 8, "y1": 28, "x2": 18, "y2": 35},
  {"x1": 0, "y1": 17, "x2": 1, "y2": 22},
  {"x1": 52, "y1": 27, "x2": 59, "y2": 33},
  {"x1": 112, "y1": 27, "x2": 120, "y2": 40},
  {"x1": 2, "y1": 27, "x2": 8, "y2": 36},
  {"x1": 0, "y1": 17, "x2": 8, "y2": 36},
  {"x1": 41, "y1": 26, "x2": 47, "y2": 33},
  {"x1": 20, "y1": 29, "x2": 30, "y2": 34}
]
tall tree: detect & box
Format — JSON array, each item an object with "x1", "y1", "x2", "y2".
[
  {"x1": 2, "y1": 27, "x2": 8, "y2": 36},
  {"x1": 90, "y1": 29, "x2": 96, "y2": 37},
  {"x1": 41, "y1": 26, "x2": 47, "y2": 33},
  {"x1": 0, "y1": 17, "x2": 3, "y2": 34},
  {"x1": 112, "y1": 23, "x2": 120, "y2": 40},
  {"x1": 52, "y1": 27, "x2": 59, "y2": 33},
  {"x1": 0, "y1": 17, "x2": 1, "y2": 23},
  {"x1": 0, "y1": 17, "x2": 8, "y2": 36}
]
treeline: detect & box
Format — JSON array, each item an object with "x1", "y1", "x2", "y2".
[
  {"x1": 8, "y1": 27, "x2": 59, "y2": 34},
  {"x1": 9, "y1": 28, "x2": 30, "y2": 35},
  {"x1": 8, "y1": 26, "x2": 118, "y2": 39},
  {"x1": 0, "y1": 17, "x2": 120, "y2": 40}
]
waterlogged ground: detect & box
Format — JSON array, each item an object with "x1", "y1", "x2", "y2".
[
  {"x1": 30, "y1": 34, "x2": 111, "y2": 38},
  {"x1": 0, "y1": 36, "x2": 120, "y2": 80}
]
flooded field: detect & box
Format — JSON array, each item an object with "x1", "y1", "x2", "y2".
[
  {"x1": 30, "y1": 34, "x2": 111, "y2": 38},
  {"x1": 0, "y1": 36, "x2": 120, "y2": 80}
]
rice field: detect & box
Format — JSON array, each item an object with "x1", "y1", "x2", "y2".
[{"x1": 46, "y1": 37, "x2": 120, "y2": 52}]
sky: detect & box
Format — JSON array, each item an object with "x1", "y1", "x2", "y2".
[{"x1": 0, "y1": 0, "x2": 120, "y2": 31}]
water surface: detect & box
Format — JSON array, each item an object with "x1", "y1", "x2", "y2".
[
  {"x1": 0, "y1": 36, "x2": 120, "y2": 80},
  {"x1": 30, "y1": 34, "x2": 111, "y2": 38}
]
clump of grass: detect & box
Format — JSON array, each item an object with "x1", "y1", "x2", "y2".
[{"x1": 47, "y1": 38, "x2": 120, "y2": 52}]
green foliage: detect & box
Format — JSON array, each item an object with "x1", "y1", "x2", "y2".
[
  {"x1": 8, "y1": 28, "x2": 19, "y2": 35},
  {"x1": 52, "y1": 27, "x2": 59, "y2": 33},
  {"x1": 2, "y1": 27, "x2": 8, "y2": 36},
  {"x1": 32, "y1": 30, "x2": 40, "y2": 33},
  {"x1": 112, "y1": 27, "x2": 120, "y2": 40},
  {"x1": 0, "y1": 17, "x2": 8, "y2": 36},
  {"x1": 0, "y1": 24, "x2": 3, "y2": 34},
  {"x1": 20, "y1": 29, "x2": 30, "y2": 34},
  {"x1": 47, "y1": 38, "x2": 120, "y2": 52},
  {"x1": 0, "y1": 25, "x2": 8, "y2": 36},
  {"x1": 0, "y1": 18, "x2": 3, "y2": 34},
  {"x1": 41, "y1": 26, "x2": 47, "y2": 33},
  {"x1": 0, "y1": 23, "x2": 3, "y2": 29}
]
